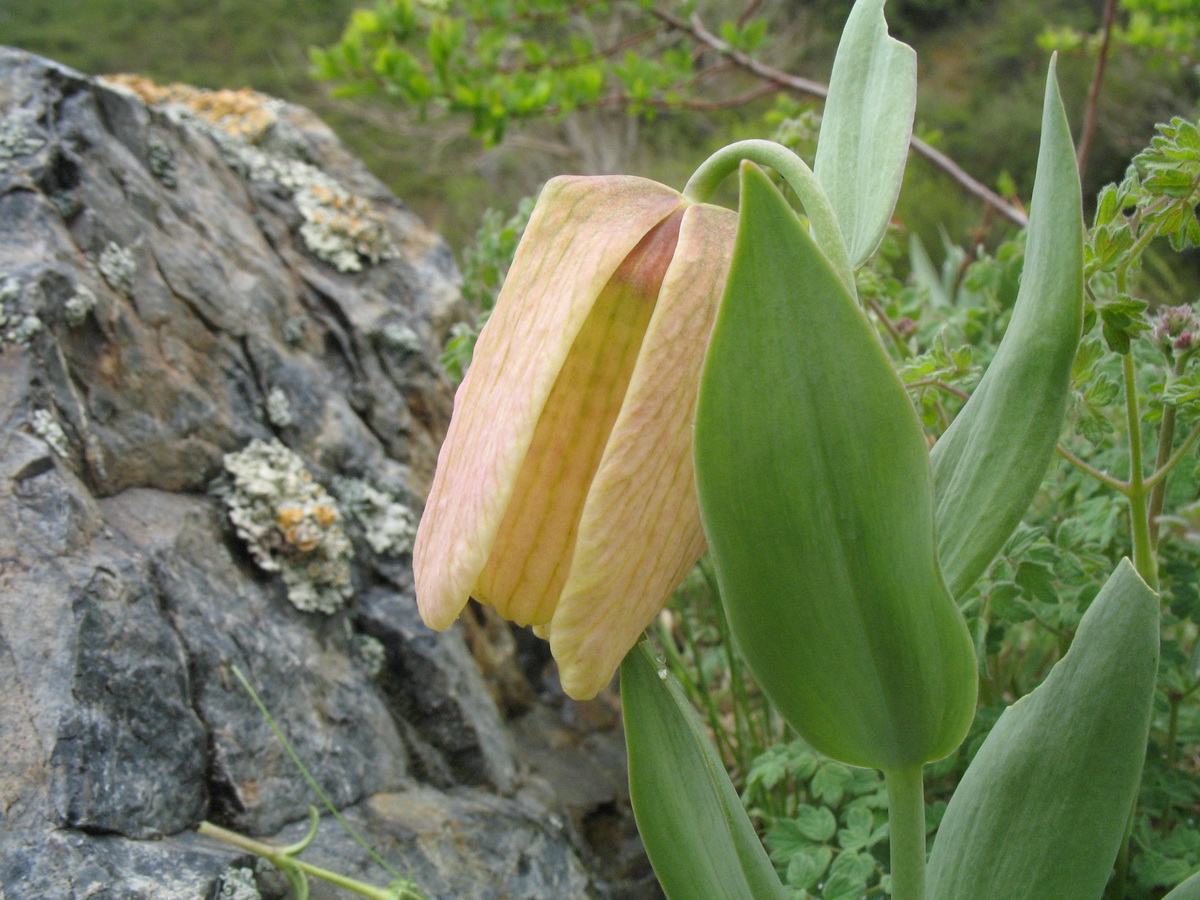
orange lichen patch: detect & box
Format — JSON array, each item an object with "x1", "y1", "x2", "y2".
[
  {"x1": 102, "y1": 74, "x2": 278, "y2": 142},
  {"x1": 276, "y1": 503, "x2": 340, "y2": 554},
  {"x1": 312, "y1": 505, "x2": 338, "y2": 528}
]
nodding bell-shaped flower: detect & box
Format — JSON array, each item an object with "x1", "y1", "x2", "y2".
[{"x1": 413, "y1": 175, "x2": 737, "y2": 700}]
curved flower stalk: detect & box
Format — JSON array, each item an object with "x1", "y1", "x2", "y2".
[{"x1": 414, "y1": 174, "x2": 736, "y2": 699}]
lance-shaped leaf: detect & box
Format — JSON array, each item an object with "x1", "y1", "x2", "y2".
[
  {"x1": 930, "y1": 58, "x2": 1084, "y2": 600},
  {"x1": 1165, "y1": 871, "x2": 1200, "y2": 900},
  {"x1": 694, "y1": 162, "x2": 976, "y2": 771},
  {"x1": 813, "y1": 0, "x2": 916, "y2": 268},
  {"x1": 926, "y1": 559, "x2": 1158, "y2": 900},
  {"x1": 622, "y1": 643, "x2": 789, "y2": 900}
]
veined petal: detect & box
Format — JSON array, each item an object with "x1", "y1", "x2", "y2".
[
  {"x1": 551, "y1": 202, "x2": 738, "y2": 699},
  {"x1": 414, "y1": 176, "x2": 685, "y2": 630},
  {"x1": 476, "y1": 208, "x2": 684, "y2": 626}
]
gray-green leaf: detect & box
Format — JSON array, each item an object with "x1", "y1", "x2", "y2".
[
  {"x1": 814, "y1": 0, "x2": 916, "y2": 268},
  {"x1": 930, "y1": 57, "x2": 1084, "y2": 599},
  {"x1": 926, "y1": 559, "x2": 1159, "y2": 900},
  {"x1": 622, "y1": 643, "x2": 789, "y2": 900}
]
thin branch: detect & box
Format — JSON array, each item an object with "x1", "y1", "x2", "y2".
[
  {"x1": 1077, "y1": 0, "x2": 1120, "y2": 181},
  {"x1": 651, "y1": 7, "x2": 1030, "y2": 227},
  {"x1": 905, "y1": 378, "x2": 972, "y2": 401},
  {"x1": 867, "y1": 296, "x2": 914, "y2": 360},
  {"x1": 1056, "y1": 443, "x2": 1130, "y2": 493}
]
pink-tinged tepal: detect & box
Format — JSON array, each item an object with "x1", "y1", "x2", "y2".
[{"x1": 413, "y1": 175, "x2": 737, "y2": 699}]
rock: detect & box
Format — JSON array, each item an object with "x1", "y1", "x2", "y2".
[
  {"x1": 0, "y1": 828, "x2": 240, "y2": 900},
  {"x1": 253, "y1": 788, "x2": 596, "y2": 900},
  {"x1": 0, "y1": 46, "x2": 636, "y2": 898}
]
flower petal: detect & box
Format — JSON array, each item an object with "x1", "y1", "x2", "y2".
[
  {"x1": 413, "y1": 176, "x2": 684, "y2": 630},
  {"x1": 476, "y1": 208, "x2": 684, "y2": 625},
  {"x1": 551, "y1": 202, "x2": 738, "y2": 699}
]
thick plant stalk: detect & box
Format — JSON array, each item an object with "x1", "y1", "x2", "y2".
[{"x1": 886, "y1": 766, "x2": 927, "y2": 900}]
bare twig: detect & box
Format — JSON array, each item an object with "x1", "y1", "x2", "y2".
[
  {"x1": 1077, "y1": 0, "x2": 1120, "y2": 181},
  {"x1": 737, "y1": 0, "x2": 766, "y2": 28},
  {"x1": 651, "y1": 7, "x2": 1030, "y2": 227}
]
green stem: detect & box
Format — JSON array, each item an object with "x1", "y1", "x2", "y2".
[
  {"x1": 1147, "y1": 358, "x2": 1187, "y2": 550},
  {"x1": 869, "y1": 297, "x2": 915, "y2": 361},
  {"x1": 1056, "y1": 444, "x2": 1130, "y2": 495},
  {"x1": 885, "y1": 765, "x2": 927, "y2": 900},
  {"x1": 1122, "y1": 352, "x2": 1159, "y2": 590},
  {"x1": 198, "y1": 822, "x2": 418, "y2": 900},
  {"x1": 1145, "y1": 418, "x2": 1200, "y2": 491},
  {"x1": 1167, "y1": 694, "x2": 1181, "y2": 769},
  {"x1": 682, "y1": 138, "x2": 854, "y2": 292},
  {"x1": 702, "y1": 558, "x2": 757, "y2": 778},
  {"x1": 1148, "y1": 408, "x2": 1177, "y2": 553},
  {"x1": 661, "y1": 606, "x2": 738, "y2": 771},
  {"x1": 1105, "y1": 353, "x2": 1162, "y2": 900},
  {"x1": 905, "y1": 379, "x2": 971, "y2": 402}
]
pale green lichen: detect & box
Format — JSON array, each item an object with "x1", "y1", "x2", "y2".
[
  {"x1": 354, "y1": 632, "x2": 387, "y2": 677},
  {"x1": 30, "y1": 409, "x2": 69, "y2": 458},
  {"x1": 0, "y1": 109, "x2": 45, "y2": 160},
  {"x1": 215, "y1": 439, "x2": 352, "y2": 614},
  {"x1": 63, "y1": 284, "x2": 97, "y2": 326},
  {"x1": 216, "y1": 867, "x2": 262, "y2": 900},
  {"x1": 333, "y1": 477, "x2": 417, "y2": 557},
  {"x1": 0, "y1": 276, "x2": 43, "y2": 346},
  {"x1": 265, "y1": 387, "x2": 294, "y2": 427},
  {"x1": 97, "y1": 242, "x2": 136, "y2": 294},
  {"x1": 283, "y1": 317, "x2": 308, "y2": 347},
  {"x1": 147, "y1": 132, "x2": 177, "y2": 188},
  {"x1": 380, "y1": 322, "x2": 423, "y2": 353}
]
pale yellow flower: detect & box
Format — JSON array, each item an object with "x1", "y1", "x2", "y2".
[{"x1": 414, "y1": 174, "x2": 736, "y2": 699}]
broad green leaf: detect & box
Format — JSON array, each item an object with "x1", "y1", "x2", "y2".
[
  {"x1": 929, "y1": 58, "x2": 1084, "y2": 599},
  {"x1": 621, "y1": 643, "x2": 788, "y2": 900},
  {"x1": 813, "y1": 0, "x2": 916, "y2": 268},
  {"x1": 926, "y1": 559, "x2": 1158, "y2": 900},
  {"x1": 693, "y1": 163, "x2": 976, "y2": 771},
  {"x1": 1165, "y1": 871, "x2": 1200, "y2": 900}
]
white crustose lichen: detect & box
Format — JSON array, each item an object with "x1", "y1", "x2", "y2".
[
  {"x1": 30, "y1": 409, "x2": 69, "y2": 458},
  {"x1": 333, "y1": 476, "x2": 417, "y2": 557},
  {"x1": 0, "y1": 276, "x2": 43, "y2": 346},
  {"x1": 265, "y1": 387, "x2": 294, "y2": 428},
  {"x1": 63, "y1": 284, "x2": 97, "y2": 327},
  {"x1": 216, "y1": 867, "x2": 262, "y2": 900},
  {"x1": 97, "y1": 242, "x2": 136, "y2": 294},
  {"x1": 217, "y1": 438, "x2": 353, "y2": 614}
]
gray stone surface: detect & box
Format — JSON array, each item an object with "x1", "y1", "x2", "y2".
[
  {"x1": 254, "y1": 788, "x2": 596, "y2": 900},
  {"x1": 0, "y1": 46, "x2": 631, "y2": 899}
]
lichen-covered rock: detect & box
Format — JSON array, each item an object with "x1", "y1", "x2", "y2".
[{"x1": 0, "y1": 46, "x2": 619, "y2": 899}]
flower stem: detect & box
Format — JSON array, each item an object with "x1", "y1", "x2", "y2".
[
  {"x1": 682, "y1": 139, "x2": 854, "y2": 292},
  {"x1": 1147, "y1": 358, "x2": 1187, "y2": 550},
  {"x1": 198, "y1": 821, "x2": 418, "y2": 900},
  {"x1": 885, "y1": 765, "x2": 927, "y2": 900},
  {"x1": 1122, "y1": 352, "x2": 1158, "y2": 590}
]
